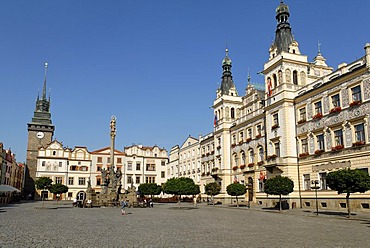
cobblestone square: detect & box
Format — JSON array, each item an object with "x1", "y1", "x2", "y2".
[{"x1": 1, "y1": 201, "x2": 370, "y2": 248}]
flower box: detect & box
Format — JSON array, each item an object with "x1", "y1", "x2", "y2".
[
  {"x1": 352, "y1": 141, "x2": 365, "y2": 147},
  {"x1": 240, "y1": 164, "x2": 246, "y2": 169},
  {"x1": 246, "y1": 138, "x2": 252, "y2": 143},
  {"x1": 202, "y1": 154, "x2": 205, "y2": 157},
  {"x1": 349, "y1": 100, "x2": 361, "y2": 107},
  {"x1": 257, "y1": 161, "x2": 264, "y2": 166},
  {"x1": 212, "y1": 167, "x2": 219, "y2": 172},
  {"x1": 232, "y1": 166, "x2": 238, "y2": 171},
  {"x1": 255, "y1": 134, "x2": 262, "y2": 139},
  {"x1": 231, "y1": 144, "x2": 236, "y2": 148},
  {"x1": 297, "y1": 119, "x2": 306, "y2": 124},
  {"x1": 206, "y1": 152, "x2": 210, "y2": 156},
  {"x1": 312, "y1": 113, "x2": 323, "y2": 120},
  {"x1": 299, "y1": 152, "x2": 309, "y2": 158},
  {"x1": 238, "y1": 141, "x2": 243, "y2": 145},
  {"x1": 201, "y1": 172, "x2": 205, "y2": 176},
  {"x1": 206, "y1": 172, "x2": 210, "y2": 176},
  {"x1": 329, "y1": 106, "x2": 341, "y2": 114},
  {"x1": 247, "y1": 163, "x2": 255, "y2": 167},
  {"x1": 210, "y1": 151, "x2": 215, "y2": 155},
  {"x1": 331, "y1": 144, "x2": 344, "y2": 152},
  {"x1": 271, "y1": 124, "x2": 279, "y2": 130},
  {"x1": 314, "y1": 149, "x2": 324, "y2": 155},
  {"x1": 267, "y1": 154, "x2": 277, "y2": 160},
  {"x1": 216, "y1": 146, "x2": 221, "y2": 149}
]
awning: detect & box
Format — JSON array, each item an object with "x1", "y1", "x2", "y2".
[{"x1": 0, "y1": 185, "x2": 21, "y2": 193}]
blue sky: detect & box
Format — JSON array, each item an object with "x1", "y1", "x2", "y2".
[{"x1": 1, "y1": 1, "x2": 369, "y2": 163}]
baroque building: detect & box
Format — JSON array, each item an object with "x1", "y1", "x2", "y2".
[{"x1": 168, "y1": 1, "x2": 370, "y2": 211}]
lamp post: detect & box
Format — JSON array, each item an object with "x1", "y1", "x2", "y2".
[
  {"x1": 246, "y1": 183, "x2": 251, "y2": 209},
  {"x1": 311, "y1": 180, "x2": 319, "y2": 215}
]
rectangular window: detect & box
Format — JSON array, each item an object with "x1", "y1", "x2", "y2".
[
  {"x1": 136, "y1": 176, "x2": 140, "y2": 184},
  {"x1": 317, "y1": 134, "x2": 325, "y2": 151},
  {"x1": 97, "y1": 157, "x2": 103, "y2": 163},
  {"x1": 352, "y1": 85, "x2": 362, "y2": 102},
  {"x1": 248, "y1": 128, "x2": 252, "y2": 139},
  {"x1": 136, "y1": 162, "x2": 141, "y2": 170},
  {"x1": 78, "y1": 177, "x2": 86, "y2": 186},
  {"x1": 146, "y1": 164, "x2": 155, "y2": 171},
  {"x1": 331, "y1": 94, "x2": 341, "y2": 107},
  {"x1": 127, "y1": 175, "x2": 132, "y2": 184},
  {"x1": 232, "y1": 135, "x2": 236, "y2": 144},
  {"x1": 334, "y1": 129, "x2": 343, "y2": 146},
  {"x1": 107, "y1": 158, "x2": 110, "y2": 164},
  {"x1": 303, "y1": 174, "x2": 310, "y2": 190},
  {"x1": 273, "y1": 113, "x2": 279, "y2": 126},
  {"x1": 117, "y1": 157, "x2": 122, "y2": 164},
  {"x1": 55, "y1": 177, "x2": 62, "y2": 184},
  {"x1": 145, "y1": 176, "x2": 155, "y2": 183},
  {"x1": 319, "y1": 172, "x2": 327, "y2": 190},
  {"x1": 161, "y1": 161, "x2": 166, "y2": 166},
  {"x1": 59, "y1": 162, "x2": 62, "y2": 167},
  {"x1": 127, "y1": 162, "x2": 132, "y2": 171},
  {"x1": 97, "y1": 166, "x2": 102, "y2": 171},
  {"x1": 354, "y1": 124, "x2": 365, "y2": 142},
  {"x1": 274, "y1": 142, "x2": 280, "y2": 157},
  {"x1": 68, "y1": 177, "x2": 74, "y2": 185},
  {"x1": 301, "y1": 139, "x2": 308, "y2": 153},
  {"x1": 256, "y1": 125, "x2": 262, "y2": 135},
  {"x1": 97, "y1": 178, "x2": 101, "y2": 186},
  {"x1": 239, "y1": 131, "x2": 244, "y2": 142},
  {"x1": 42, "y1": 161, "x2": 45, "y2": 166},
  {"x1": 314, "y1": 101, "x2": 322, "y2": 114},
  {"x1": 161, "y1": 171, "x2": 165, "y2": 178},
  {"x1": 299, "y1": 107, "x2": 306, "y2": 122}
]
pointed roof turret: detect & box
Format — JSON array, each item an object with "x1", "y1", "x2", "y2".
[
  {"x1": 273, "y1": 1, "x2": 294, "y2": 54},
  {"x1": 218, "y1": 46, "x2": 238, "y2": 97}
]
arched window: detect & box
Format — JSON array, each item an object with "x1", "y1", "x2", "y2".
[
  {"x1": 249, "y1": 149, "x2": 254, "y2": 163},
  {"x1": 259, "y1": 147, "x2": 264, "y2": 162},
  {"x1": 241, "y1": 151, "x2": 246, "y2": 165},
  {"x1": 285, "y1": 69, "x2": 291, "y2": 84},
  {"x1": 300, "y1": 71, "x2": 306, "y2": 85},
  {"x1": 273, "y1": 74, "x2": 278, "y2": 87},
  {"x1": 293, "y1": 70, "x2": 298, "y2": 85}
]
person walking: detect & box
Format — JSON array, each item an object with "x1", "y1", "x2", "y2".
[{"x1": 121, "y1": 199, "x2": 126, "y2": 215}]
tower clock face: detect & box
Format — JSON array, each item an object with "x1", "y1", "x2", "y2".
[{"x1": 36, "y1": 132, "x2": 45, "y2": 139}]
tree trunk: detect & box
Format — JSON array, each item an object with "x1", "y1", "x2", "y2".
[
  {"x1": 236, "y1": 196, "x2": 239, "y2": 208},
  {"x1": 279, "y1": 194, "x2": 282, "y2": 211},
  {"x1": 346, "y1": 192, "x2": 351, "y2": 218},
  {"x1": 212, "y1": 195, "x2": 215, "y2": 206}
]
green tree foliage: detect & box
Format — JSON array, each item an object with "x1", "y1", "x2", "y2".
[
  {"x1": 205, "y1": 182, "x2": 221, "y2": 205},
  {"x1": 35, "y1": 177, "x2": 53, "y2": 191},
  {"x1": 49, "y1": 183, "x2": 69, "y2": 203},
  {"x1": 34, "y1": 177, "x2": 53, "y2": 207},
  {"x1": 162, "y1": 177, "x2": 198, "y2": 204},
  {"x1": 264, "y1": 176, "x2": 294, "y2": 211},
  {"x1": 327, "y1": 168, "x2": 370, "y2": 217},
  {"x1": 226, "y1": 183, "x2": 246, "y2": 207},
  {"x1": 138, "y1": 183, "x2": 162, "y2": 199}
]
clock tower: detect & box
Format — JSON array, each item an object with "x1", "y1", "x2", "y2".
[{"x1": 25, "y1": 63, "x2": 55, "y2": 195}]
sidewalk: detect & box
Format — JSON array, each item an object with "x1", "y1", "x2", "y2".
[{"x1": 208, "y1": 202, "x2": 370, "y2": 222}]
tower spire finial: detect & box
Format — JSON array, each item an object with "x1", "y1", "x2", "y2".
[
  {"x1": 225, "y1": 41, "x2": 229, "y2": 57},
  {"x1": 318, "y1": 40, "x2": 321, "y2": 54},
  {"x1": 247, "y1": 68, "x2": 251, "y2": 85},
  {"x1": 42, "y1": 62, "x2": 48, "y2": 100}
]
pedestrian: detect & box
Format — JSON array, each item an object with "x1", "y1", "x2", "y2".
[
  {"x1": 121, "y1": 199, "x2": 126, "y2": 215},
  {"x1": 73, "y1": 198, "x2": 77, "y2": 207},
  {"x1": 149, "y1": 199, "x2": 153, "y2": 208}
]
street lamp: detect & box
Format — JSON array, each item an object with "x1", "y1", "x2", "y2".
[
  {"x1": 311, "y1": 180, "x2": 320, "y2": 215},
  {"x1": 246, "y1": 183, "x2": 251, "y2": 209}
]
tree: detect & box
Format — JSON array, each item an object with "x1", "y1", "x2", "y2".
[
  {"x1": 226, "y1": 183, "x2": 246, "y2": 207},
  {"x1": 264, "y1": 176, "x2": 294, "y2": 211},
  {"x1": 162, "y1": 177, "x2": 198, "y2": 205},
  {"x1": 327, "y1": 168, "x2": 370, "y2": 217},
  {"x1": 138, "y1": 183, "x2": 162, "y2": 199},
  {"x1": 49, "y1": 184, "x2": 69, "y2": 203},
  {"x1": 34, "y1": 177, "x2": 53, "y2": 208},
  {"x1": 205, "y1": 182, "x2": 221, "y2": 205}
]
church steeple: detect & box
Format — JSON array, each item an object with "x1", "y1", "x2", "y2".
[
  {"x1": 273, "y1": 1, "x2": 294, "y2": 54},
  {"x1": 31, "y1": 63, "x2": 53, "y2": 125},
  {"x1": 217, "y1": 46, "x2": 238, "y2": 97}
]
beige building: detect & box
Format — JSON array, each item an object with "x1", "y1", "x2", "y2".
[{"x1": 169, "y1": 1, "x2": 370, "y2": 212}]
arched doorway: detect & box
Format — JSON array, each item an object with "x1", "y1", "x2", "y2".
[{"x1": 76, "y1": 191, "x2": 86, "y2": 207}]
